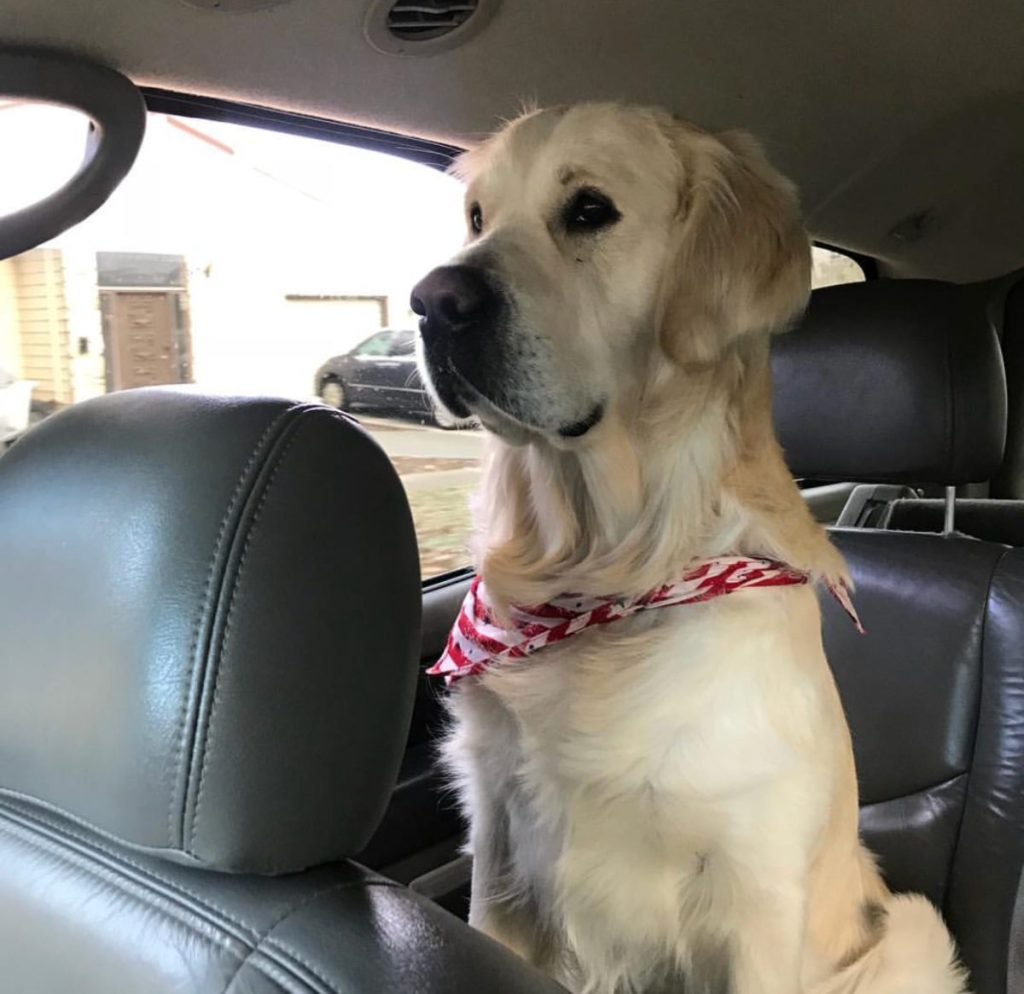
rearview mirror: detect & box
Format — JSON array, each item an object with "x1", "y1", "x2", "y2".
[{"x1": 0, "y1": 50, "x2": 145, "y2": 261}]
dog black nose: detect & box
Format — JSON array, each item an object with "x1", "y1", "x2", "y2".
[{"x1": 410, "y1": 265, "x2": 495, "y2": 335}]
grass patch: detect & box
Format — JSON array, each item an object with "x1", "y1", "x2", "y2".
[
  {"x1": 389, "y1": 455, "x2": 479, "y2": 476},
  {"x1": 404, "y1": 483, "x2": 476, "y2": 576}
]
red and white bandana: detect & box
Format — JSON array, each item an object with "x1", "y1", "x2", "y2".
[{"x1": 428, "y1": 556, "x2": 864, "y2": 685}]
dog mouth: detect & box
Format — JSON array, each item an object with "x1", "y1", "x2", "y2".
[
  {"x1": 557, "y1": 404, "x2": 604, "y2": 438},
  {"x1": 426, "y1": 360, "x2": 474, "y2": 420},
  {"x1": 425, "y1": 355, "x2": 604, "y2": 441}
]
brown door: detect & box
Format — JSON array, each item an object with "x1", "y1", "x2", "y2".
[{"x1": 104, "y1": 291, "x2": 181, "y2": 390}]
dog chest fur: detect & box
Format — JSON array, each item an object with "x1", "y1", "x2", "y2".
[{"x1": 445, "y1": 584, "x2": 840, "y2": 991}]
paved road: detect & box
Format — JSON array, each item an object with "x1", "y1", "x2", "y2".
[
  {"x1": 357, "y1": 415, "x2": 485, "y2": 491},
  {"x1": 358, "y1": 415, "x2": 485, "y2": 460}
]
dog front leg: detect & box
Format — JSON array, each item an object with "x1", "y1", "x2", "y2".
[
  {"x1": 467, "y1": 805, "x2": 564, "y2": 976},
  {"x1": 728, "y1": 877, "x2": 807, "y2": 994},
  {"x1": 471, "y1": 863, "x2": 560, "y2": 970}
]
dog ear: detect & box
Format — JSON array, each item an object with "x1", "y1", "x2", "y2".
[{"x1": 657, "y1": 123, "x2": 811, "y2": 365}]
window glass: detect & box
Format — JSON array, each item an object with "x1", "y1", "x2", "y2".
[
  {"x1": 389, "y1": 331, "x2": 416, "y2": 355},
  {"x1": 355, "y1": 331, "x2": 397, "y2": 356},
  {"x1": 0, "y1": 110, "x2": 477, "y2": 578},
  {"x1": 811, "y1": 245, "x2": 865, "y2": 288}
]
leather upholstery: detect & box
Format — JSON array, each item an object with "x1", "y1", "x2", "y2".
[
  {"x1": 0, "y1": 388, "x2": 422, "y2": 874},
  {"x1": 356, "y1": 576, "x2": 468, "y2": 878},
  {"x1": 0, "y1": 388, "x2": 564, "y2": 994},
  {"x1": 772, "y1": 280, "x2": 1007, "y2": 484},
  {"x1": 824, "y1": 530, "x2": 1024, "y2": 994},
  {"x1": 992, "y1": 275, "x2": 1024, "y2": 498},
  {"x1": 1010, "y1": 874, "x2": 1024, "y2": 994},
  {"x1": 948, "y1": 549, "x2": 1024, "y2": 994},
  {"x1": 771, "y1": 279, "x2": 1024, "y2": 992},
  {"x1": 383, "y1": 531, "x2": 1024, "y2": 994},
  {"x1": 0, "y1": 793, "x2": 566, "y2": 994},
  {"x1": 887, "y1": 497, "x2": 1024, "y2": 545}
]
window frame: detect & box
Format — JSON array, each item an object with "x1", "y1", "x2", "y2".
[{"x1": 143, "y1": 89, "x2": 461, "y2": 171}]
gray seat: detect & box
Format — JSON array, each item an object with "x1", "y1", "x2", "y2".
[
  {"x1": 772, "y1": 278, "x2": 1007, "y2": 487},
  {"x1": 785, "y1": 275, "x2": 1024, "y2": 547},
  {"x1": 989, "y1": 271, "x2": 1024, "y2": 500},
  {"x1": 0, "y1": 388, "x2": 565, "y2": 993},
  {"x1": 882, "y1": 273, "x2": 1024, "y2": 543},
  {"x1": 773, "y1": 287, "x2": 1024, "y2": 994}
]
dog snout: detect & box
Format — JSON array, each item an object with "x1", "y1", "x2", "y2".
[{"x1": 410, "y1": 265, "x2": 497, "y2": 336}]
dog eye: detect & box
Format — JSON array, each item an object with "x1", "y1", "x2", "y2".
[
  {"x1": 563, "y1": 189, "x2": 620, "y2": 234},
  {"x1": 469, "y1": 203, "x2": 483, "y2": 234}
]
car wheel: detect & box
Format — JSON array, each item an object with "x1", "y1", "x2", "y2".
[{"x1": 320, "y1": 378, "x2": 347, "y2": 409}]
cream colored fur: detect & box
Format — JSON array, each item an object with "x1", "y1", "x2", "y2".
[{"x1": 423, "y1": 103, "x2": 969, "y2": 994}]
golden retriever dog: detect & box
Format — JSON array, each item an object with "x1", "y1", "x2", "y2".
[{"x1": 410, "y1": 103, "x2": 968, "y2": 994}]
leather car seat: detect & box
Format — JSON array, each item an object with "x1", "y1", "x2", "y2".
[
  {"x1": 0, "y1": 388, "x2": 565, "y2": 993},
  {"x1": 788, "y1": 275, "x2": 1024, "y2": 548},
  {"x1": 989, "y1": 271, "x2": 1024, "y2": 500},
  {"x1": 775, "y1": 293, "x2": 1024, "y2": 994}
]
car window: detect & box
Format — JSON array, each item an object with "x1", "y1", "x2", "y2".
[
  {"x1": 811, "y1": 246, "x2": 865, "y2": 288},
  {"x1": 0, "y1": 108, "x2": 477, "y2": 580},
  {"x1": 355, "y1": 331, "x2": 397, "y2": 357},
  {"x1": 389, "y1": 331, "x2": 416, "y2": 356}
]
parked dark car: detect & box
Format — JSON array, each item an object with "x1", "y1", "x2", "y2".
[{"x1": 314, "y1": 328, "x2": 451, "y2": 425}]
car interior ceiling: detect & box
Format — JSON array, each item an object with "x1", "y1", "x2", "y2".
[
  {"x1": 2, "y1": 3, "x2": 1024, "y2": 992},
  {"x1": 6, "y1": 0, "x2": 1024, "y2": 283}
]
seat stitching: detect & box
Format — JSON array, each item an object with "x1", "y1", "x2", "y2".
[
  {"x1": 2, "y1": 801, "x2": 400, "y2": 991},
  {"x1": 262, "y1": 940, "x2": 344, "y2": 994},
  {"x1": 0, "y1": 785, "x2": 195, "y2": 865},
  {"x1": 189, "y1": 421, "x2": 306, "y2": 850},
  {"x1": 942, "y1": 544, "x2": 1016, "y2": 919},
  {"x1": 169, "y1": 406, "x2": 298, "y2": 848},
  {"x1": 860, "y1": 771, "x2": 967, "y2": 810},
  {"x1": 0, "y1": 814, "x2": 245, "y2": 951},
  {"x1": 233, "y1": 954, "x2": 320, "y2": 994},
  {"x1": 1, "y1": 798, "x2": 258, "y2": 940},
  {"x1": 218, "y1": 877, "x2": 403, "y2": 994},
  {"x1": 7, "y1": 813, "x2": 371, "y2": 994}
]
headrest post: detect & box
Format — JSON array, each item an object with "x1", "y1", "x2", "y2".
[{"x1": 943, "y1": 485, "x2": 956, "y2": 535}]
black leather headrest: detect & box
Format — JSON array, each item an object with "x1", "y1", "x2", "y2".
[
  {"x1": 772, "y1": 280, "x2": 1007, "y2": 484},
  {"x1": 0, "y1": 389, "x2": 421, "y2": 874}
]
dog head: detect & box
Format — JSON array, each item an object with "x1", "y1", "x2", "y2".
[{"x1": 411, "y1": 103, "x2": 810, "y2": 444}]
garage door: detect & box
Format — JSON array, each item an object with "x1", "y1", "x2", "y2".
[{"x1": 280, "y1": 295, "x2": 387, "y2": 400}]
